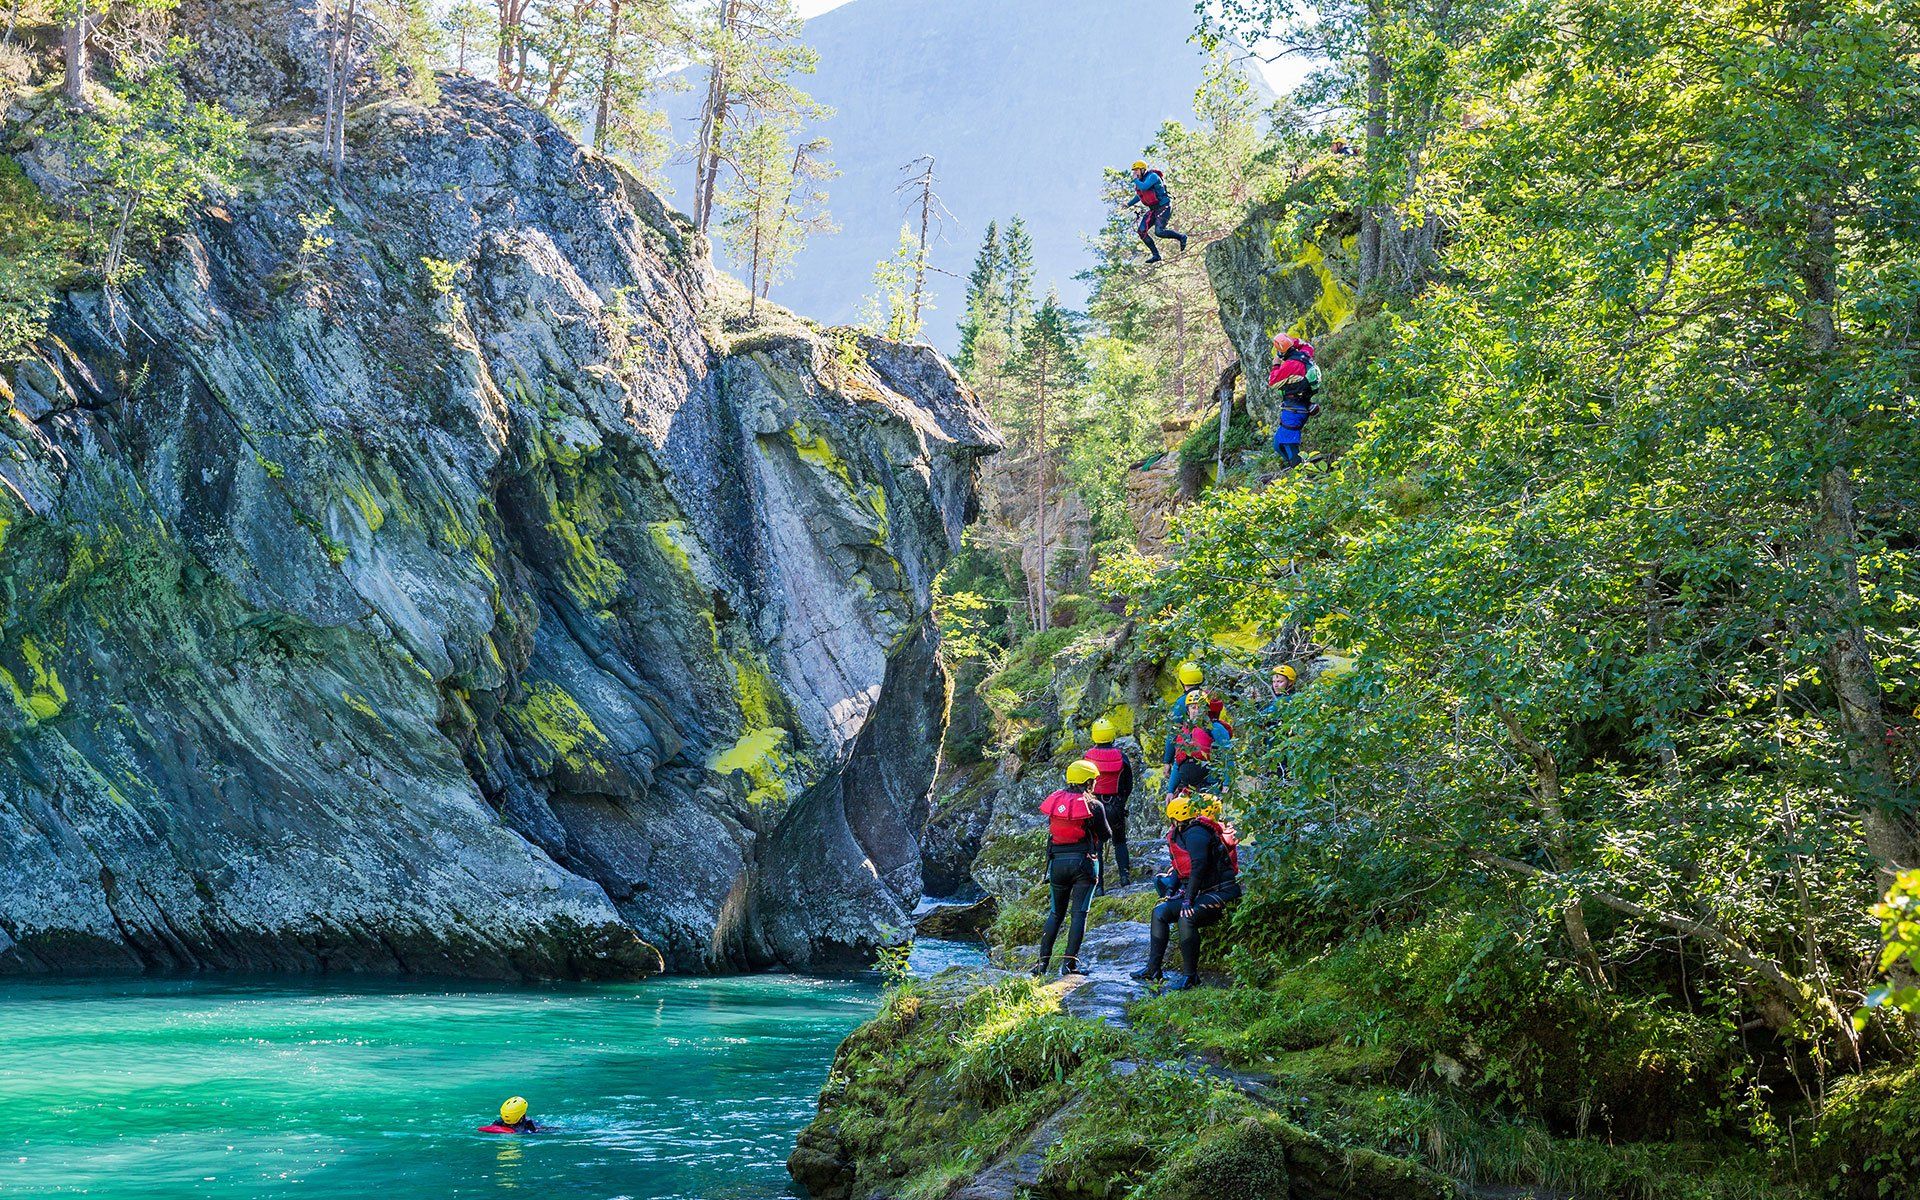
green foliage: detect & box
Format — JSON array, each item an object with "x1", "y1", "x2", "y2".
[
  {"x1": 0, "y1": 158, "x2": 83, "y2": 363},
  {"x1": 1860, "y1": 869, "x2": 1920, "y2": 1024},
  {"x1": 62, "y1": 40, "x2": 246, "y2": 292},
  {"x1": 859, "y1": 223, "x2": 927, "y2": 343},
  {"x1": 946, "y1": 982, "x2": 1125, "y2": 1106},
  {"x1": 1140, "y1": 1116, "x2": 1292, "y2": 1200},
  {"x1": 1812, "y1": 1061, "x2": 1920, "y2": 1198},
  {"x1": 717, "y1": 110, "x2": 834, "y2": 309}
]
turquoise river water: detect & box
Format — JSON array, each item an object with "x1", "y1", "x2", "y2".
[{"x1": 0, "y1": 962, "x2": 919, "y2": 1200}]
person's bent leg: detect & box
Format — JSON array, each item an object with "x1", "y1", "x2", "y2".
[
  {"x1": 1154, "y1": 205, "x2": 1188, "y2": 250},
  {"x1": 1133, "y1": 898, "x2": 1178, "y2": 979},
  {"x1": 1178, "y1": 913, "x2": 1203, "y2": 978},
  {"x1": 1138, "y1": 210, "x2": 1162, "y2": 260},
  {"x1": 1108, "y1": 802, "x2": 1131, "y2": 878}
]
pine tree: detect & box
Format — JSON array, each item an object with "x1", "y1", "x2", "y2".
[
  {"x1": 689, "y1": 0, "x2": 819, "y2": 234},
  {"x1": 999, "y1": 214, "x2": 1034, "y2": 348},
  {"x1": 442, "y1": 0, "x2": 495, "y2": 72},
  {"x1": 717, "y1": 112, "x2": 834, "y2": 313},
  {"x1": 954, "y1": 221, "x2": 1005, "y2": 376},
  {"x1": 1008, "y1": 292, "x2": 1084, "y2": 630}
]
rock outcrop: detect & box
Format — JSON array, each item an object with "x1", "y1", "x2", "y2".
[
  {"x1": 1204, "y1": 199, "x2": 1356, "y2": 427},
  {"x1": 0, "y1": 21, "x2": 997, "y2": 977}
]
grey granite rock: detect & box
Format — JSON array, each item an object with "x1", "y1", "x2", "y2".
[{"x1": 0, "y1": 24, "x2": 998, "y2": 977}]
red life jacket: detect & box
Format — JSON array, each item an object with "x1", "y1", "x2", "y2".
[
  {"x1": 1040, "y1": 789, "x2": 1096, "y2": 845},
  {"x1": 479, "y1": 1122, "x2": 531, "y2": 1135},
  {"x1": 1085, "y1": 746, "x2": 1125, "y2": 795},
  {"x1": 1166, "y1": 816, "x2": 1240, "y2": 879},
  {"x1": 1133, "y1": 168, "x2": 1170, "y2": 207},
  {"x1": 1173, "y1": 724, "x2": 1212, "y2": 763}
]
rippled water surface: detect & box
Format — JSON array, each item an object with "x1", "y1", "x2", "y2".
[{"x1": 0, "y1": 973, "x2": 880, "y2": 1199}]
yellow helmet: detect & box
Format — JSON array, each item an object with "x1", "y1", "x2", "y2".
[
  {"x1": 1177, "y1": 661, "x2": 1205, "y2": 687},
  {"x1": 1065, "y1": 759, "x2": 1100, "y2": 786},
  {"x1": 500, "y1": 1096, "x2": 528, "y2": 1125},
  {"x1": 1196, "y1": 793, "x2": 1223, "y2": 820},
  {"x1": 1131, "y1": 160, "x2": 1148, "y2": 171},
  {"x1": 1275, "y1": 664, "x2": 1297, "y2": 682},
  {"x1": 1090, "y1": 717, "x2": 1117, "y2": 745},
  {"x1": 1165, "y1": 793, "x2": 1199, "y2": 822}
]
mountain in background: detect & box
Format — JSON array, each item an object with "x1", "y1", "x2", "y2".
[{"x1": 662, "y1": 0, "x2": 1270, "y2": 352}]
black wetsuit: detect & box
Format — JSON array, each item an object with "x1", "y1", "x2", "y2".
[
  {"x1": 1142, "y1": 822, "x2": 1241, "y2": 979},
  {"x1": 1036, "y1": 797, "x2": 1113, "y2": 972}
]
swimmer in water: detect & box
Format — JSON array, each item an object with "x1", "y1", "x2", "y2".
[{"x1": 478, "y1": 1096, "x2": 540, "y2": 1134}]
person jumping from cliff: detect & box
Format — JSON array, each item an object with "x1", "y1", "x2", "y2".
[
  {"x1": 1132, "y1": 793, "x2": 1241, "y2": 990},
  {"x1": 1269, "y1": 333, "x2": 1321, "y2": 469},
  {"x1": 1127, "y1": 161, "x2": 1188, "y2": 264},
  {"x1": 1033, "y1": 759, "x2": 1115, "y2": 977},
  {"x1": 1084, "y1": 718, "x2": 1137, "y2": 886}
]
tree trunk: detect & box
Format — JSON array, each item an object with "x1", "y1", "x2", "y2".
[
  {"x1": 62, "y1": 0, "x2": 88, "y2": 106},
  {"x1": 692, "y1": 0, "x2": 738, "y2": 233},
  {"x1": 592, "y1": 0, "x2": 623, "y2": 150},
  {"x1": 1499, "y1": 710, "x2": 1610, "y2": 989},
  {"x1": 1356, "y1": 9, "x2": 1388, "y2": 291},
  {"x1": 330, "y1": 0, "x2": 359, "y2": 178},
  {"x1": 1214, "y1": 362, "x2": 1239, "y2": 480},
  {"x1": 496, "y1": 0, "x2": 516, "y2": 89},
  {"x1": 1798, "y1": 198, "x2": 1913, "y2": 878},
  {"x1": 1033, "y1": 352, "x2": 1049, "y2": 633}
]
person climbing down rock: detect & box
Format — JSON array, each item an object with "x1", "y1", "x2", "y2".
[
  {"x1": 1131, "y1": 793, "x2": 1241, "y2": 990},
  {"x1": 1032, "y1": 759, "x2": 1114, "y2": 977},
  {"x1": 1127, "y1": 161, "x2": 1188, "y2": 264},
  {"x1": 1163, "y1": 691, "x2": 1215, "y2": 795},
  {"x1": 1269, "y1": 333, "x2": 1321, "y2": 469},
  {"x1": 479, "y1": 1096, "x2": 540, "y2": 1134},
  {"x1": 1084, "y1": 717, "x2": 1136, "y2": 885}
]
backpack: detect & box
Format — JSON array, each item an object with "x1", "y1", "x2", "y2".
[{"x1": 1279, "y1": 348, "x2": 1320, "y2": 408}]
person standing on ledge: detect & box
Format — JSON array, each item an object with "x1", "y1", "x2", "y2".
[
  {"x1": 1084, "y1": 717, "x2": 1136, "y2": 886},
  {"x1": 1033, "y1": 759, "x2": 1115, "y2": 977}
]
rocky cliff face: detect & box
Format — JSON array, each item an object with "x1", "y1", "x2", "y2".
[
  {"x1": 1204, "y1": 199, "x2": 1356, "y2": 427},
  {"x1": 0, "y1": 28, "x2": 997, "y2": 977}
]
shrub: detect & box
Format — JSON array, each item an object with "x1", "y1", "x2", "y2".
[
  {"x1": 1142, "y1": 1116, "x2": 1292, "y2": 1200},
  {"x1": 1812, "y1": 1061, "x2": 1920, "y2": 1198}
]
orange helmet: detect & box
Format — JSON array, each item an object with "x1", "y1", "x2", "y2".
[{"x1": 1272, "y1": 333, "x2": 1298, "y2": 354}]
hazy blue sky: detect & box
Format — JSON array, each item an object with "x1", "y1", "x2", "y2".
[{"x1": 794, "y1": 0, "x2": 1307, "y2": 94}]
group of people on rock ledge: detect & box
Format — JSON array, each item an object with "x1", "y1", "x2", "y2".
[{"x1": 1031, "y1": 658, "x2": 1300, "y2": 992}]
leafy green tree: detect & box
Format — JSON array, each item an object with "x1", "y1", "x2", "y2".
[
  {"x1": 859, "y1": 224, "x2": 924, "y2": 343},
  {"x1": 687, "y1": 0, "x2": 819, "y2": 234},
  {"x1": 1120, "y1": 0, "x2": 1920, "y2": 1065},
  {"x1": 64, "y1": 39, "x2": 245, "y2": 305},
  {"x1": 0, "y1": 159, "x2": 84, "y2": 364},
  {"x1": 441, "y1": 0, "x2": 495, "y2": 72}
]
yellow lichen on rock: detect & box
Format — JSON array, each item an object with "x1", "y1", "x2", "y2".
[
  {"x1": 710, "y1": 653, "x2": 793, "y2": 805},
  {"x1": 789, "y1": 424, "x2": 856, "y2": 490},
  {"x1": 507, "y1": 679, "x2": 612, "y2": 763}
]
